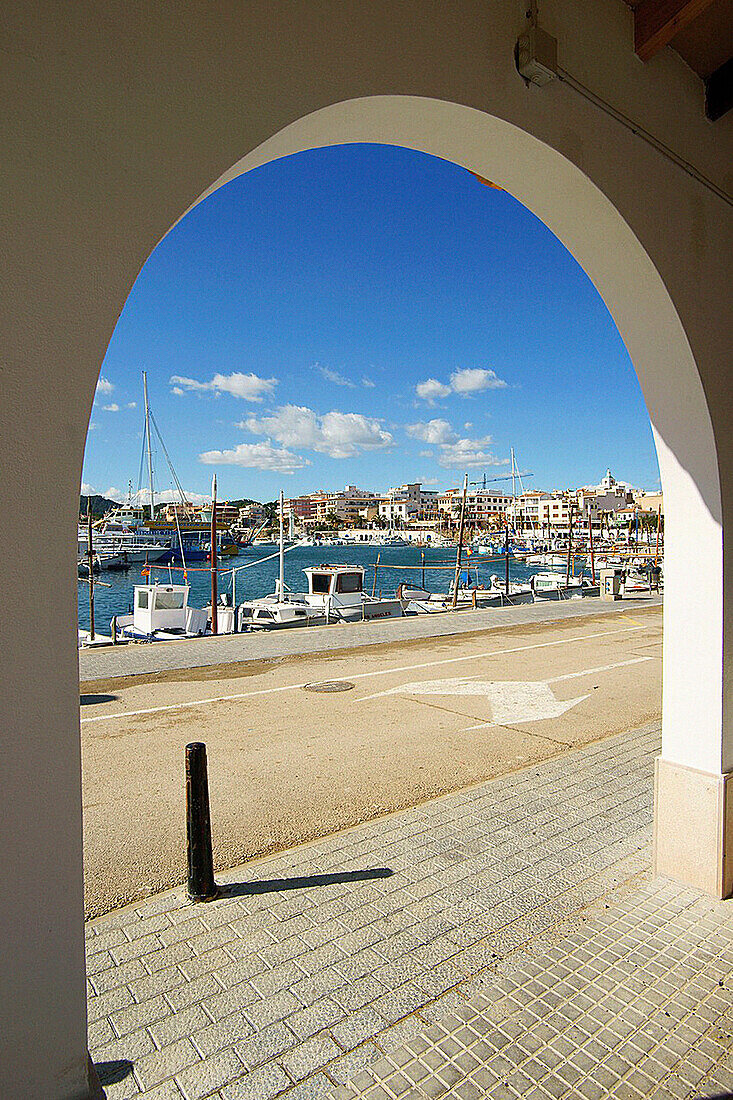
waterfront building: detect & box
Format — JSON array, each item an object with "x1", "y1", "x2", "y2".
[
  {"x1": 505, "y1": 490, "x2": 550, "y2": 531},
  {"x1": 237, "y1": 502, "x2": 267, "y2": 528},
  {"x1": 160, "y1": 501, "x2": 201, "y2": 523},
  {"x1": 196, "y1": 501, "x2": 239, "y2": 527},
  {"x1": 438, "y1": 487, "x2": 511, "y2": 530},
  {"x1": 633, "y1": 490, "x2": 664, "y2": 515}
]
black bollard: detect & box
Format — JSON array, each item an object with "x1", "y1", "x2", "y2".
[{"x1": 185, "y1": 742, "x2": 218, "y2": 902}]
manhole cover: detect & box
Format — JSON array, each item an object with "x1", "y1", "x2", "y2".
[{"x1": 303, "y1": 680, "x2": 355, "y2": 693}]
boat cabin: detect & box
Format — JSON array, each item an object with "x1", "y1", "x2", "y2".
[
  {"x1": 302, "y1": 564, "x2": 364, "y2": 606},
  {"x1": 102, "y1": 504, "x2": 147, "y2": 531},
  {"x1": 130, "y1": 583, "x2": 209, "y2": 637}
]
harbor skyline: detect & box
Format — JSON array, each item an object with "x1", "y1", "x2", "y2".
[{"x1": 83, "y1": 143, "x2": 661, "y2": 505}]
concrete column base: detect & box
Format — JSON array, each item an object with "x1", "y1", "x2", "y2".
[{"x1": 653, "y1": 757, "x2": 733, "y2": 899}]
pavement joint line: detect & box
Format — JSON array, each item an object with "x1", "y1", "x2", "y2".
[{"x1": 80, "y1": 623, "x2": 648, "y2": 725}]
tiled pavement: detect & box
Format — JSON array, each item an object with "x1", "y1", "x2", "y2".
[{"x1": 87, "y1": 722, "x2": 733, "y2": 1099}]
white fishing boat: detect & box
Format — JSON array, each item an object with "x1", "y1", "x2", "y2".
[
  {"x1": 238, "y1": 492, "x2": 402, "y2": 630},
  {"x1": 530, "y1": 572, "x2": 599, "y2": 600},
  {"x1": 113, "y1": 583, "x2": 210, "y2": 641},
  {"x1": 397, "y1": 583, "x2": 503, "y2": 615},
  {"x1": 483, "y1": 575, "x2": 534, "y2": 604},
  {"x1": 525, "y1": 552, "x2": 567, "y2": 567},
  {"x1": 238, "y1": 596, "x2": 324, "y2": 630},
  {"x1": 240, "y1": 564, "x2": 402, "y2": 629}
]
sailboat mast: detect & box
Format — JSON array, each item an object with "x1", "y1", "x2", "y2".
[
  {"x1": 451, "y1": 473, "x2": 469, "y2": 610},
  {"x1": 87, "y1": 500, "x2": 95, "y2": 641},
  {"x1": 210, "y1": 474, "x2": 218, "y2": 635},
  {"x1": 143, "y1": 371, "x2": 155, "y2": 521},
  {"x1": 278, "y1": 489, "x2": 285, "y2": 599}
]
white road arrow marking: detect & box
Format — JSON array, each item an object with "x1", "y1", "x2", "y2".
[{"x1": 357, "y1": 656, "x2": 652, "y2": 727}]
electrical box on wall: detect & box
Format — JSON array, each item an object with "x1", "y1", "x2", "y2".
[{"x1": 516, "y1": 26, "x2": 558, "y2": 86}]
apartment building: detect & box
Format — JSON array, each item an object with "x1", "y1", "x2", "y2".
[
  {"x1": 438, "y1": 487, "x2": 510, "y2": 527},
  {"x1": 237, "y1": 502, "x2": 267, "y2": 528}
]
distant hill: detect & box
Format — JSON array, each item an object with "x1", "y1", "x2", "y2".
[{"x1": 79, "y1": 494, "x2": 118, "y2": 518}]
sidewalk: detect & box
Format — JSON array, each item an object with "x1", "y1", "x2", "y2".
[{"x1": 87, "y1": 721, "x2": 733, "y2": 1099}]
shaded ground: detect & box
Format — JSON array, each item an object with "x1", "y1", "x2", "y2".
[{"x1": 81, "y1": 606, "x2": 661, "y2": 916}]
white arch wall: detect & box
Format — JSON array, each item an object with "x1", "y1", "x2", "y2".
[{"x1": 1, "y1": 3, "x2": 731, "y2": 1097}]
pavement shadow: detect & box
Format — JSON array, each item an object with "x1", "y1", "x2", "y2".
[
  {"x1": 94, "y1": 1059, "x2": 133, "y2": 1086},
  {"x1": 80, "y1": 694, "x2": 117, "y2": 706},
  {"x1": 220, "y1": 867, "x2": 393, "y2": 897}
]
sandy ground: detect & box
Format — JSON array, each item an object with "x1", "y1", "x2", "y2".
[{"x1": 80, "y1": 605, "x2": 662, "y2": 916}]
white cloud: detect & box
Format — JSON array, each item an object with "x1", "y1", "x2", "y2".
[
  {"x1": 362, "y1": 376, "x2": 375, "y2": 388},
  {"x1": 437, "y1": 436, "x2": 509, "y2": 469},
  {"x1": 199, "y1": 441, "x2": 308, "y2": 474},
  {"x1": 102, "y1": 403, "x2": 120, "y2": 412},
  {"x1": 406, "y1": 419, "x2": 459, "y2": 445},
  {"x1": 242, "y1": 404, "x2": 393, "y2": 459},
  {"x1": 95, "y1": 376, "x2": 114, "y2": 395},
  {"x1": 416, "y1": 378, "x2": 451, "y2": 403},
  {"x1": 417, "y1": 476, "x2": 440, "y2": 486},
  {"x1": 127, "y1": 402, "x2": 137, "y2": 409},
  {"x1": 170, "y1": 371, "x2": 277, "y2": 402},
  {"x1": 317, "y1": 364, "x2": 355, "y2": 389},
  {"x1": 415, "y1": 367, "x2": 507, "y2": 403},
  {"x1": 450, "y1": 367, "x2": 507, "y2": 394}
]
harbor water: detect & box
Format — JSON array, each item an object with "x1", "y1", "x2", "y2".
[{"x1": 77, "y1": 542, "x2": 589, "y2": 632}]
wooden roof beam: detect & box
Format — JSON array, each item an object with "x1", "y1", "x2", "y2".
[{"x1": 634, "y1": 0, "x2": 718, "y2": 61}]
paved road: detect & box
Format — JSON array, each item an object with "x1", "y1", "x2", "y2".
[
  {"x1": 81, "y1": 604, "x2": 662, "y2": 916},
  {"x1": 79, "y1": 594, "x2": 662, "y2": 682}
]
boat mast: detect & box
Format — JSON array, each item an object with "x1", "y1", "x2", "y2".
[
  {"x1": 566, "y1": 504, "x2": 574, "y2": 587},
  {"x1": 451, "y1": 473, "x2": 469, "y2": 610},
  {"x1": 210, "y1": 474, "x2": 218, "y2": 635},
  {"x1": 143, "y1": 371, "x2": 155, "y2": 521},
  {"x1": 278, "y1": 489, "x2": 285, "y2": 599},
  {"x1": 87, "y1": 500, "x2": 96, "y2": 641}
]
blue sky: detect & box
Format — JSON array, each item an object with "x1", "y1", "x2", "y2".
[{"x1": 84, "y1": 143, "x2": 660, "y2": 504}]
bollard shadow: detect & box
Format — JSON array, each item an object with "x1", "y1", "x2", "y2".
[
  {"x1": 219, "y1": 867, "x2": 393, "y2": 898},
  {"x1": 94, "y1": 1059, "x2": 134, "y2": 1086},
  {"x1": 80, "y1": 693, "x2": 117, "y2": 706}
]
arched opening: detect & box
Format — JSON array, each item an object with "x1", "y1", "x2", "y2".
[
  {"x1": 5, "y1": 78, "x2": 729, "y2": 1098},
  {"x1": 79, "y1": 139, "x2": 667, "y2": 917},
  {"x1": 185, "y1": 99, "x2": 724, "y2": 887},
  {"x1": 95, "y1": 95, "x2": 724, "y2": 876}
]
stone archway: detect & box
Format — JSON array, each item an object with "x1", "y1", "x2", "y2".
[
  {"x1": 3, "y1": 7, "x2": 730, "y2": 1093},
  {"x1": 185, "y1": 94, "x2": 723, "y2": 847}
]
